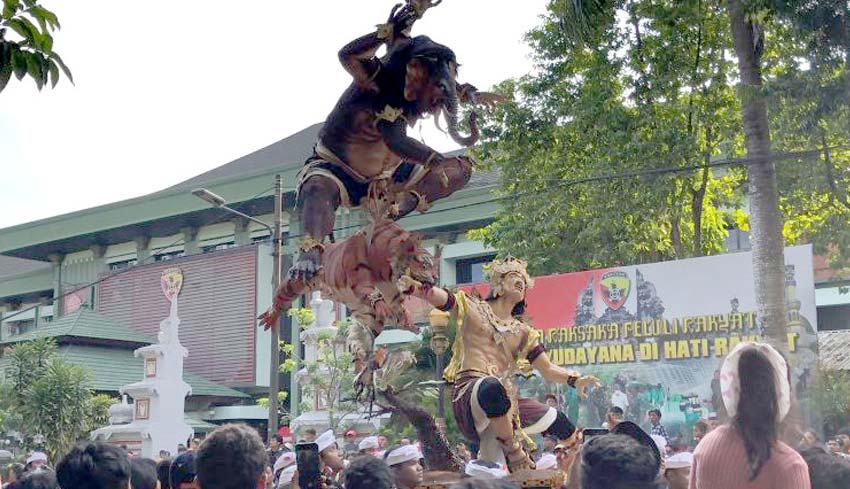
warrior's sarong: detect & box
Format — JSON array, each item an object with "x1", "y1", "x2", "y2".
[{"x1": 452, "y1": 372, "x2": 558, "y2": 444}]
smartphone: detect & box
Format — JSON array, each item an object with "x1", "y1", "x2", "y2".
[
  {"x1": 295, "y1": 442, "x2": 321, "y2": 489},
  {"x1": 583, "y1": 428, "x2": 609, "y2": 442}
]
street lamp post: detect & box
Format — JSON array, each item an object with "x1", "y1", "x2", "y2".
[
  {"x1": 429, "y1": 308, "x2": 450, "y2": 431},
  {"x1": 192, "y1": 177, "x2": 283, "y2": 441}
]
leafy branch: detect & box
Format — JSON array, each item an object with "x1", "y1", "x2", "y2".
[{"x1": 0, "y1": 0, "x2": 71, "y2": 92}]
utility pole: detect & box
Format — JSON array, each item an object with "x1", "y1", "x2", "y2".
[{"x1": 268, "y1": 174, "x2": 283, "y2": 441}]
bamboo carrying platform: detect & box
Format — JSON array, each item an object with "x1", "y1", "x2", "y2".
[{"x1": 416, "y1": 469, "x2": 565, "y2": 488}]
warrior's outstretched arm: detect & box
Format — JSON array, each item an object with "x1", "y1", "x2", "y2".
[{"x1": 533, "y1": 351, "x2": 601, "y2": 398}]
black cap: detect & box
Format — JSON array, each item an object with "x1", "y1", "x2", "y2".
[{"x1": 610, "y1": 421, "x2": 661, "y2": 471}]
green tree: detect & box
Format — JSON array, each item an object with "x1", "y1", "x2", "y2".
[
  {"x1": 811, "y1": 369, "x2": 850, "y2": 436},
  {"x1": 0, "y1": 0, "x2": 72, "y2": 92},
  {"x1": 475, "y1": 1, "x2": 850, "y2": 348},
  {"x1": 474, "y1": 0, "x2": 745, "y2": 275},
  {"x1": 1, "y1": 338, "x2": 104, "y2": 461}
]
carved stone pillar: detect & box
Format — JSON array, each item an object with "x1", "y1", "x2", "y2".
[
  {"x1": 47, "y1": 253, "x2": 64, "y2": 318},
  {"x1": 134, "y1": 236, "x2": 152, "y2": 263},
  {"x1": 181, "y1": 227, "x2": 199, "y2": 256}
]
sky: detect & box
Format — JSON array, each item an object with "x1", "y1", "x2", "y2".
[{"x1": 0, "y1": 0, "x2": 547, "y2": 229}]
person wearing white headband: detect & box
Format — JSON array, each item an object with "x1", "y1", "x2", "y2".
[
  {"x1": 276, "y1": 465, "x2": 296, "y2": 489},
  {"x1": 664, "y1": 452, "x2": 692, "y2": 489},
  {"x1": 690, "y1": 342, "x2": 810, "y2": 489},
  {"x1": 25, "y1": 451, "x2": 48, "y2": 471},
  {"x1": 273, "y1": 452, "x2": 296, "y2": 485},
  {"x1": 358, "y1": 436, "x2": 381, "y2": 457},
  {"x1": 291, "y1": 430, "x2": 345, "y2": 489},
  {"x1": 384, "y1": 445, "x2": 424, "y2": 489}
]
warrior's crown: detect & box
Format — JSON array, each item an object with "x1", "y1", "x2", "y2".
[{"x1": 485, "y1": 256, "x2": 534, "y2": 288}]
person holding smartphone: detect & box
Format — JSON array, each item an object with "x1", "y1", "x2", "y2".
[{"x1": 291, "y1": 430, "x2": 346, "y2": 489}]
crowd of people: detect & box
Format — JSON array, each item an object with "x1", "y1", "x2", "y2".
[{"x1": 2, "y1": 341, "x2": 850, "y2": 488}]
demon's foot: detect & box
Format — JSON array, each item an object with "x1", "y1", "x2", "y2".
[{"x1": 288, "y1": 248, "x2": 322, "y2": 282}]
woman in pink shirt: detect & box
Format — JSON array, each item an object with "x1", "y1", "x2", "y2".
[{"x1": 690, "y1": 342, "x2": 810, "y2": 489}]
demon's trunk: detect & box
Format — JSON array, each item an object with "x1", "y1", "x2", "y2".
[{"x1": 444, "y1": 87, "x2": 479, "y2": 147}]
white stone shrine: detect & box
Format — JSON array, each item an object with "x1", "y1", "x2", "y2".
[
  {"x1": 291, "y1": 292, "x2": 399, "y2": 437},
  {"x1": 92, "y1": 267, "x2": 193, "y2": 457}
]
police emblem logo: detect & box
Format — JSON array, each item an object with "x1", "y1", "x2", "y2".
[
  {"x1": 600, "y1": 270, "x2": 630, "y2": 310},
  {"x1": 160, "y1": 267, "x2": 184, "y2": 302}
]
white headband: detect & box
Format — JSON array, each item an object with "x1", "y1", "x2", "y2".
[
  {"x1": 385, "y1": 445, "x2": 422, "y2": 467},
  {"x1": 316, "y1": 430, "x2": 337, "y2": 453},
  {"x1": 536, "y1": 453, "x2": 557, "y2": 471},
  {"x1": 358, "y1": 436, "x2": 379, "y2": 451},
  {"x1": 273, "y1": 452, "x2": 296, "y2": 474},
  {"x1": 666, "y1": 452, "x2": 693, "y2": 469},
  {"x1": 26, "y1": 452, "x2": 47, "y2": 465},
  {"x1": 277, "y1": 465, "x2": 297, "y2": 487},
  {"x1": 464, "y1": 459, "x2": 507, "y2": 479},
  {"x1": 720, "y1": 341, "x2": 791, "y2": 422}
]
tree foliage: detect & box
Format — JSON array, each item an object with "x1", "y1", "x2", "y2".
[
  {"x1": 1, "y1": 338, "x2": 105, "y2": 461},
  {"x1": 811, "y1": 369, "x2": 850, "y2": 436},
  {"x1": 472, "y1": 0, "x2": 850, "y2": 275},
  {"x1": 0, "y1": 0, "x2": 72, "y2": 92}
]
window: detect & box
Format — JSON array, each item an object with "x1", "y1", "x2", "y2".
[
  {"x1": 109, "y1": 259, "x2": 138, "y2": 271},
  {"x1": 155, "y1": 250, "x2": 185, "y2": 262},
  {"x1": 201, "y1": 242, "x2": 235, "y2": 254},
  {"x1": 7, "y1": 320, "x2": 35, "y2": 336},
  {"x1": 456, "y1": 255, "x2": 496, "y2": 284},
  {"x1": 818, "y1": 304, "x2": 850, "y2": 331}
]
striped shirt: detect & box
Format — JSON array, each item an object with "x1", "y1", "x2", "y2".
[
  {"x1": 651, "y1": 423, "x2": 670, "y2": 445},
  {"x1": 690, "y1": 425, "x2": 811, "y2": 489}
]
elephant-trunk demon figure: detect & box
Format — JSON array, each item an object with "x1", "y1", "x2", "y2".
[{"x1": 290, "y1": 1, "x2": 500, "y2": 281}]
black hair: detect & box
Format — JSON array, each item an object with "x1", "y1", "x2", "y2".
[
  {"x1": 343, "y1": 455, "x2": 393, "y2": 489},
  {"x1": 648, "y1": 409, "x2": 662, "y2": 418},
  {"x1": 156, "y1": 459, "x2": 171, "y2": 489},
  {"x1": 484, "y1": 289, "x2": 527, "y2": 317},
  {"x1": 272, "y1": 434, "x2": 283, "y2": 444},
  {"x1": 17, "y1": 470, "x2": 59, "y2": 489},
  {"x1": 581, "y1": 434, "x2": 660, "y2": 489},
  {"x1": 129, "y1": 458, "x2": 157, "y2": 489},
  {"x1": 195, "y1": 423, "x2": 267, "y2": 489},
  {"x1": 608, "y1": 406, "x2": 625, "y2": 416},
  {"x1": 733, "y1": 345, "x2": 781, "y2": 480},
  {"x1": 169, "y1": 452, "x2": 195, "y2": 488},
  {"x1": 693, "y1": 420, "x2": 709, "y2": 434},
  {"x1": 56, "y1": 442, "x2": 131, "y2": 489},
  {"x1": 800, "y1": 446, "x2": 850, "y2": 489}
]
